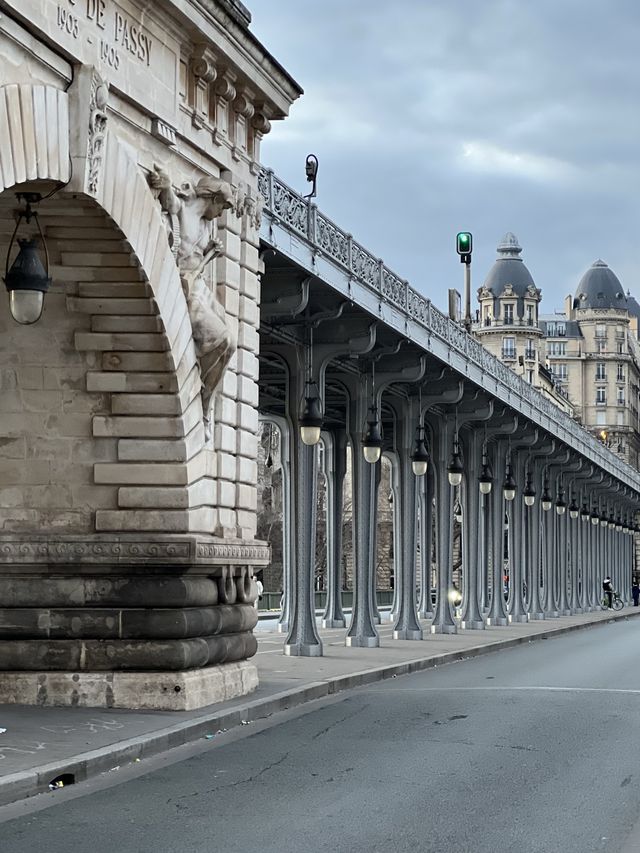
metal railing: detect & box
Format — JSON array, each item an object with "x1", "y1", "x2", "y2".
[{"x1": 258, "y1": 167, "x2": 640, "y2": 491}]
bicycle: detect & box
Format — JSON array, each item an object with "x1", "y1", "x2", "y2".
[{"x1": 601, "y1": 591, "x2": 624, "y2": 611}]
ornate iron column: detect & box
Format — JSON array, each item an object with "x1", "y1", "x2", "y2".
[
  {"x1": 486, "y1": 440, "x2": 509, "y2": 626},
  {"x1": 417, "y1": 465, "x2": 435, "y2": 620},
  {"x1": 429, "y1": 412, "x2": 458, "y2": 634},
  {"x1": 460, "y1": 418, "x2": 493, "y2": 630},
  {"x1": 270, "y1": 416, "x2": 292, "y2": 634},
  {"x1": 389, "y1": 456, "x2": 401, "y2": 624},
  {"x1": 508, "y1": 434, "x2": 540, "y2": 623},
  {"x1": 345, "y1": 383, "x2": 380, "y2": 648},
  {"x1": 321, "y1": 429, "x2": 347, "y2": 629},
  {"x1": 392, "y1": 396, "x2": 423, "y2": 640},
  {"x1": 371, "y1": 459, "x2": 384, "y2": 626},
  {"x1": 283, "y1": 359, "x2": 323, "y2": 657}
]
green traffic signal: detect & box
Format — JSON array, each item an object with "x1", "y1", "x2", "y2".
[{"x1": 456, "y1": 232, "x2": 472, "y2": 256}]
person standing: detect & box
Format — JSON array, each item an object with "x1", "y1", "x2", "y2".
[
  {"x1": 254, "y1": 574, "x2": 264, "y2": 611},
  {"x1": 602, "y1": 576, "x2": 613, "y2": 609},
  {"x1": 633, "y1": 580, "x2": 640, "y2": 607}
]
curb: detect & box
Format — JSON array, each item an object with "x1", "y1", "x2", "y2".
[{"x1": 2, "y1": 608, "x2": 638, "y2": 807}]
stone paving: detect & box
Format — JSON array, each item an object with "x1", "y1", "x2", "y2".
[{"x1": 1, "y1": 606, "x2": 638, "y2": 806}]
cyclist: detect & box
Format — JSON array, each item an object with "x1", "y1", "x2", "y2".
[{"x1": 602, "y1": 576, "x2": 613, "y2": 609}]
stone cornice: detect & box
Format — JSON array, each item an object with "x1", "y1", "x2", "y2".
[{"x1": 0, "y1": 535, "x2": 270, "y2": 567}]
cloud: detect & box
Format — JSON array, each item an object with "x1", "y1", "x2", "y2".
[{"x1": 250, "y1": 0, "x2": 640, "y2": 311}]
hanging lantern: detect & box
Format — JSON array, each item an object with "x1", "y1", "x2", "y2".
[
  {"x1": 447, "y1": 435, "x2": 463, "y2": 486},
  {"x1": 3, "y1": 195, "x2": 51, "y2": 325},
  {"x1": 299, "y1": 380, "x2": 323, "y2": 446},
  {"x1": 523, "y1": 472, "x2": 536, "y2": 507},
  {"x1": 555, "y1": 489, "x2": 566, "y2": 515},
  {"x1": 362, "y1": 403, "x2": 382, "y2": 464},
  {"x1": 591, "y1": 510, "x2": 600, "y2": 526},
  {"x1": 541, "y1": 484, "x2": 552, "y2": 512},
  {"x1": 411, "y1": 425, "x2": 429, "y2": 476},
  {"x1": 580, "y1": 503, "x2": 589, "y2": 522},
  {"x1": 569, "y1": 496, "x2": 579, "y2": 520},
  {"x1": 503, "y1": 462, "x2": 516, "y2": 502}
]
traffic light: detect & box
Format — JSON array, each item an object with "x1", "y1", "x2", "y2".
[{"x1": 456, "y1": 231, "x2": 472, "y2": 263}]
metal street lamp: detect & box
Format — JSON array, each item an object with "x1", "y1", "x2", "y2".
[
  {"x1": 556, "y1": 488, "x2": 566, "y2": 515},
  {"x1": 3, "y1": 193, "x2": 51, "y2": 324},
  {"x1": 299, "y1": 380, "x2": 323, "y2": 445},
  {"x1": 590, "y1": 509, "x2": 600, "y2": 526},
  {"x1": 569, "y1": 495, "x2": 579, "y2": 520},
  {"x1": 362, "y1": 403, "x2": 382, "y2": 464},
  {"x1": 541, "y1": 483, "x2": 552, "y2": 511},
  {"x1": 580, "y1": 503, "x2": 590, "y2": 522},
  {"x1": 503, "y1": 461, "x2": 516, "y2": 502},
  {"x1": 447, "y1": 434, "x2": 463, "y2": 486},
  {"x1": 411, "y1": 424, "x2": 429, "y2": 476},
  {"x1": 523, "y1": 471, "x2": 535, "y2": 507}
]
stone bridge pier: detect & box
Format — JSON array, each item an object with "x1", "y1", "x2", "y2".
[{"x1": 0, "y1": 1, "x2": 301, "y2": 709}]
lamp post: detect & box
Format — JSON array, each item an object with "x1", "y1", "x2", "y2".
[
  {"x1": 3, "y1": 193, "x2": 51, "y2": 324},
  {"x1": 447, "y1": 433, "x2": 463, "y2": 486}
]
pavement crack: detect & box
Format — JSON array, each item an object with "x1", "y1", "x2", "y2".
[
  {"x1": 169, "y1": 752, "x2": 291, "y2": 804},
  {"x1": 312, "y1": 704, "x2": 367, "y2": 740}
]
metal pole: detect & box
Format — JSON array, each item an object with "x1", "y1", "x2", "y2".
[{"x1": 464, "y1": 262, "x2": 471, "y2": 332}]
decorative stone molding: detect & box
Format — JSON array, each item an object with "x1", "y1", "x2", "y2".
[
  {"x1": 150, "y1": 117, "x2": 177, "y2": 147},
  {"x1": 190, "y1": 46, "x2": 218, "y2": 84},
  {"x1": 0, "y1": 535, "x2": 270, "y2": 566},
  {"x1": 87, "y1": 71, "x2": 109, "y2": 195},
  {"x1": 148, "y1": 164, "x2": 237, "y2": 434}
]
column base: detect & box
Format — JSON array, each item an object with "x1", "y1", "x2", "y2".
[
  {"x1": 485, "y1": 616, "x2": 508, "y2": 626},
  {"x1": 511, "y1": 614, "x2": 529, "y2": 623},
  {"x1": 393, "y1": 628, "x2": 423, "y2": 640},
  {"x1": 547, "y1": 611, "x2": 560, "y2": 618},
  {"x1": 460, "y1": 619, "x2": 485, "y2": 630},
  {"x1": 559, "y1": 609, "x2": 572, "y2": 616},
  {"x1": 284, "y1": 641, "x2": 323, "y2": 657},
  {"x1": 530, "y1": 612, "x2": 545, "y2": 620},
  {"x1": 276, "y1": 622, "x2": 289, "y2": 634},
  {"x1": 322, "y1": 618, "x2": 346, "y2": 629},
  {"x1": 430, "y1": 624, "x2": 458, "y2": 634},
  {"x1": 345, "y1": 634, "x2": 380, "y2": 648},
  {"x1": 573, "y1": 608, "x2": 583, "y2": 615},
  {"x1": 0, "y1": 662, "x2": 258, "y2": 711}
]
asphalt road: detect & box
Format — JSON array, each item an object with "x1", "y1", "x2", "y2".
[{"x1": 3, "y1": 619, "x2": 640, "y2": 853}]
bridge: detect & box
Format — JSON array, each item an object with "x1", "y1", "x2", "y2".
[{"x1": 257, "y1": 168, "x2": 640, "y2": 657}]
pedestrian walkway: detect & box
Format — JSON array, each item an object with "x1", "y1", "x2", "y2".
[{"x1": 1, "y1": 607, "x2": 638, "y2": 807}]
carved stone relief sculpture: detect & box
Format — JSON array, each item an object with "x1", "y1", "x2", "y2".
[
  {"x1": 87, "y1": 72, "x2": 109, "y2": 195},
  {"x1": 148, "y1": 165, "x2": 237, "y2": 437}
]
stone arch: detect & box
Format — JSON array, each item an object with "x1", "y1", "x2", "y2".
[{"x1": 0, "y1": 82, "x2": 215, "y2": 535}]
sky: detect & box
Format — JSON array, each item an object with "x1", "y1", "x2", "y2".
[{"x1": 249, "y1": 0, "x2": 640, "y2": 316}]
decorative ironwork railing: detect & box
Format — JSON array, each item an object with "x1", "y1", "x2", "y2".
[{"x1": 258, "y1": 168, "x2": 640, "y2": 489}]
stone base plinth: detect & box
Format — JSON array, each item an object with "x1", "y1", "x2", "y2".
[{"x1": 0, "y1": 661, "x2": 258, "y2": 711}]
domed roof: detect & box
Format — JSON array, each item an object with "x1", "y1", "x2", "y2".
[
  {"x1": 574, "y1": 260, "x2": 626, "y2": 309},
  {"x1": 626, "y1": 290, "x2": 640, "y2": 319},
  {"x1": 483, "y1": 233, "x2": 537, "y2": 298}
]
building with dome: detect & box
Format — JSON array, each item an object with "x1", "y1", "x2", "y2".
[
  {"x1": 473, "y1": 233, "x2": 572, "y2": 414},
  {"x1": 474, "y1": 236, "x2": 640, "y2": 469},
  {"x1": 541, "y1": 260, "x2": 640, "y2": 469}
]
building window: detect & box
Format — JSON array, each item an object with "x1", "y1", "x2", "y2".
[
  {"x1": 526, "y1": 305, "x2": 535, "y2": 327},
  {"x1": 617, "y1": 387, "x2": 625, "y2": 405},
  {"x1": 525, "y1": 339, "x2": 536, "y2": 360},
  {"x1": 556, "y1": 322, "x2": 566, "y2": 336},
  {"x1": 596, "y1": 363, "x2": 606, "y2": 380},
  {"x1": 553, "y1": 363, "x2": 568, "y2": 380},
  {"x1": 596, "y1": 340, "x2": 606, "y2": 353},
  {"x1": 482, "y1": 306, "x2": 492, "y2": 326},
  {"x1": 502, "y1": 337, "x2": 516, "y2": 359},
  {"x1": 547, "y1": 341, "x2": 567, "y2": 356},
  {"x1": 595, "y1": 324, "x2": 606, "y2": 339},
  {"x1": 596, "y1": 411, "x2": 606, "y2": 426},
  {"x1": 596, "y1": 387, "x2": 606, "y2": 405},
  {"x1": 617, "y1": 341, "x2": 624, "y2": 354},
  {"x1": 503, "y1": 304, "x2": 514, "y2": 325},
  {"x1": 617, "y1": 364, "x2": 625, "y2": 382},
  {"x1": 618, "y1": 412, "x2": 625, "y2": 426},
  {"x1": 547, "y1": 322, "x2": 556, "y2": 336},
  {"x1": 527, "y1": 370, "x2": 534, "y2": 383}
]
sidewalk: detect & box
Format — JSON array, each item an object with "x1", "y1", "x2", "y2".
[{"x1": 1, "y1": 606, "x2": 638, "y2": 806}]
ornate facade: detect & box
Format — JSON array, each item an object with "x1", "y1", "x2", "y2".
[{"x1": 0, "y1": 0, "x2": 300, "y2": 709}]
